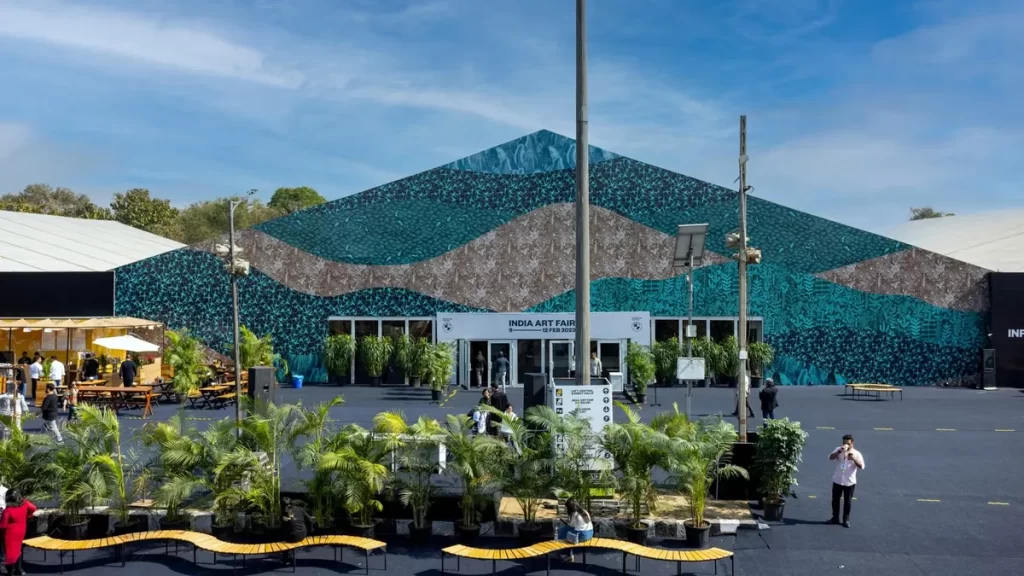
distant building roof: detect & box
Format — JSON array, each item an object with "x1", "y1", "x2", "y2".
[
  {"x1": 883, "y1": 209, "x2": 1024, "y2": 272},
  {"x1": 0, "y1": 211, "x2": 184, "y2": 272}
]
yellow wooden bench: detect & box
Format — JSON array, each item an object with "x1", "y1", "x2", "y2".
[
  {"x1": 441, "y1": 537, "x2": 734, "y2": 575},
  {"x1": 846, "y1": 383, "x2": 902, "y2": 401},
  {"x1": 24, "y1": 530, "x2": 386, "y2": 574}
]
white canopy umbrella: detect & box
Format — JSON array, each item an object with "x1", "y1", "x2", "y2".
[{"x1": 92, "y1": 335, "x2": 160, "y2": 353}]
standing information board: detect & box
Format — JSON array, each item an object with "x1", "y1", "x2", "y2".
[{"x1": 551, "y1": 383, "x2": 614, "y2": 469}]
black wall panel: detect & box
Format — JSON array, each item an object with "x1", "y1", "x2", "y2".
[
  {"x1": 989, "y1": 272, "x2": 1024, "y2": 388},
  {"x1": 0, "y1": 271, "x2": 114, "y2": 317}
]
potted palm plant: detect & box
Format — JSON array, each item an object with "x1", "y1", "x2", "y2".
[
  {"x1": 529, "y1": 406, "x2": 611, "y2": 513},
  {"x1": 359, "y1": 336, "x2": 392, "y2": 387},
  {"x1": 0, "y1": 419, "x2": 54, "y2": 537},
  {"x1": 652, "y1": 338, "x2": 681, "y2": 387},
  {"x1": 391, "y1": 335, "x2": 413, "y2": 386},
  {"x1": 139, "y1": 416, "x2": 209, "y2": 530},
  {"x1": 50, "y1": 419, "x2": 103, "y2": 540},
  {"x1": 320, "y1": 424, "x2": 397, "y2": 538},
  {"x1": 667, "y1": 415, "x2": 747, "y2": 548},
  {"x1": 601, "y1": 403, "x2": 670, "y2": 545},
  {"x1": 428, "y1": 342, "x2": 454, "y2": 401},
  {"x1": 747, "y1": 341, "x2": 775, "y2": 389},
  {"x1": 290, "y1": 397, "x2": 346, "y2": 533},
  {"x1": 625, "y1": 342, "x2": 656, "y2": 403},
  {"x1": 718, "y1": 336, "x2": 739, "y2": 387},
  {"x1": 689, "y1": 337, "x2": 720, "y2": 388},
  {"x1": 240, "y1": 325, "x2": 289, "y2": 382},
  {"x1": 443, "y1": 414, "x2": 504, "y2": 544},
  {"x1": 407, "y1": 338, "x2": 431, "y2": 388},
  {"x1": 373, "y1": 411, "x2": 445, "y2": 545},
  {"x1": 324, "y1": 333, "x2": 355, "y2": 386},
  {"x1": 490, "y1": 406, "x2": 555, "y2": 544},
  {"x1": 163, "y1": 330, "x2": 212, "y2": 432},
  {"x1": 755, "y1": 418, "x2": 808, "y2": 522},
  {"x1": 77, "y1": 406, "x2": 148, "y2": 535}
]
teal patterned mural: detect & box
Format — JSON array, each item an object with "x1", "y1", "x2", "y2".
[{"x1": 115, "y1": 130, "x2": 987, "y2": 386}]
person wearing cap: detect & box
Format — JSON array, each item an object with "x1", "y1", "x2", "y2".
[{"x1": 758, "y1": 377, "x2": 779, "y2": 420}]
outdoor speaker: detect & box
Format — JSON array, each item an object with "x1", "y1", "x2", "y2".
[
  {"x1": 248, "y1": 366, "x2": 277, "y2": 404},
  {"x1": 523, "y1": 372, "x2": 547, "y2": 414}
]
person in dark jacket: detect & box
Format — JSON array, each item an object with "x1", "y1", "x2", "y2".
[
  {"x1": 487, "y1": 383, "x2": 509, "y2": 436},
  {"x1": 759, "y1": 378, "x2": 779, "y2": 419},
  {"x1": 280, "y1": 497, "x2": 313, "y2": 565},
  {"x1": 119, "y1": 357, "x2": 137, "y2": 387},
  {"x1": 41, "y1": 384, "x2": 62, "y2": 444},
  {"x1": 82, "y1": 354, "x2": 100, "y2": 380}
]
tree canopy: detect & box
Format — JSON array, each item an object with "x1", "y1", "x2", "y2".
[
  {"x1": 268, "y1": 186, "x2": 326, "y2": 214},
  {"x1": 0, "y1": 184, "x2": 111, "y2": 219},
  {"x1": 110, "y1": 188, "x2": 179, "y2": 235},
  {"x1": 910, "y1": 207, "x2": 955, "y2": 221}
]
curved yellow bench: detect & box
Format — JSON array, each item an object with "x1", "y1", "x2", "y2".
[
  {"x1": 442, "y1": 536, "x2": 734, "y2": 575},
  {"x1": 24, "y1": 530, "x2": 387, "y2": 574}
]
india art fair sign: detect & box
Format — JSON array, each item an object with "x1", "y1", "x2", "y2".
[{"x1": 435, "y1": 312, "x2": 650, "y2": 345}]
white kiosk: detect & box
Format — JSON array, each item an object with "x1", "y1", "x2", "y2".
[{"x1": 435, "y1": 311, "x2": 650, "y2": 391}]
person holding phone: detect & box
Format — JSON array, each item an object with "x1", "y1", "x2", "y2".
[
  {"x1": 556, "y1": 498, "x2": 593, "y2": 563},
  {"x1": 828, "y1": 434, "x2": 865, "y2": 527}
]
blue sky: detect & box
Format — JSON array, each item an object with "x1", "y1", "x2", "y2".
[{"x1": 0, "y1": 0, "x2": 1020, "y2": 231}]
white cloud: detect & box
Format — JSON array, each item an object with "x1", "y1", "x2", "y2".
[{"x1": 0, "y1": 0, "x2": 304, "y2": 88}]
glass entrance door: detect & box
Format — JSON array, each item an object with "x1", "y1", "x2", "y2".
[
  {"x1": 488, "y1": 341, "x2": 514, "y2": 389},
  {"x1": 597, "y1": 340, "x2": 624, "y2": 391},
  {"x1": 549, "y1": 340, "x2": 575, "y2": 379}
]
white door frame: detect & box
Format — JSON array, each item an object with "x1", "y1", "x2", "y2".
[
  {"x1": 596, "y1": 339, "x2": 626, "y2": 391},
  {"x1": 487, "y1": 340, "x2": 515, "y2": 390},
  {"x1": 548, "y1": 340, "x2": 575, "y2": 380}
]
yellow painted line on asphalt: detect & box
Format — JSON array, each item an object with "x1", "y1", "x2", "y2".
[
  {"x1": 988, "y1": 502, "x2": 1010, "y2": 506},
  {"x1": 917, "y1": 499, "x2": 941, "y2": 503},
  {"x1": 935, "y1": 428, "x2": 956, "y2": 432},
  {"x1": 874, "y1": 427, "x2": 893, "y2": 431},
  {"x1": 807, "y1": 495, "x2": 816, "y2": 499},
  {"x1": 995, "y1": 429, "x2": 1015, "y2": 432},
  {"x1": 817, "y1": 426, "x2": 835, "y2": 430}
]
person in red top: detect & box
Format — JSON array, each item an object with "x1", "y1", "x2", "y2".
[{"x1": 0, "y1": 490, "x2": 36, "y2": 575}]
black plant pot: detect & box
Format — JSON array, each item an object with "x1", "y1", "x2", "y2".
[
  {"x1": 159, "y1": 516, "x2": 192, "y2": 531},
  {"x1": 456, "y1": 522, "x2": 480, "y2": 545},
  {"x1": 763, "y1": 500, "x2": 785, "y2": 522},
  {"x1": 431, "y1": 389, "x2": 442, "y2": 401},
  {"x1": 61, "y1": 519, "x2": 90, "y2": 541},
  {"x1": 625, "y1": 525, "x2": 648, "y2": 545},
  {"x1": 409, "y1": 522, "x2": 432, "y2": 546},
  {"x1": 517, "y1": 522, "x2": 544, "y2": 545},
  {"x1": 411, "y1": 376, "x2": 422, "y2": 388},
  {"x1": 350, "y1": 523, "x2": 376, "y2": 539},
  {"x1": 684, "y1": 520, "x2": 711, "y2": 549},
  {"x1": 370, "y1": 376, "x2": 382, "y2": 387},
  {"x1": 636, "y1": 393, "x2": 647, "y2": 404},
  {"x1": 113, "y1": 517, "x2": 148, "y2": 536},
  {"x1": 750, "y1": 376, "x2": 763, "y2": 389}
]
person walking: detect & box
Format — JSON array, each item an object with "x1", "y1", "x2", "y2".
[
  {"x1": 758, "y1": 378, "x2": 779, "y2": 419},
  {"x1": 829, "y1": 434, "x2": 865, "y2": 527},
  {"x1": 494, "y1": 351, "x2": 509, "y2": 389},
  {"x1": 474, "y1": 351, "x2": 486, "y2": 388},
  {"x1": 556, "y1": 498, "x2": 593, "y2": 563},
  {"x1": 40, "y1": 384, "x2": 62, "y2": 444},
  {"x1": 48, "y1": 355, "x2": 65, "y2": 389},
  {"x1": 0, "y1": 490, "x2": 37, "y2": 576},
  {"x1": 66, "y1": 381, "x2": 79, "y2": 422},
  {"x1": 27, "y1": 358, "x2": 42, "y2": 398},
  {"x1": 119, "y1": 356, "x2": 137, "y2": 387},
  {"x1": 471, "y1": 389, "x2": 491, "y2": 435},
  {"x1": 590, "y1": 352, "x2": 602, "y2": 379}
]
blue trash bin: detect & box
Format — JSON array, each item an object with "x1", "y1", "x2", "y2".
[{"x1": 292, "y1": 375, "x2": 304, "y2": 389}]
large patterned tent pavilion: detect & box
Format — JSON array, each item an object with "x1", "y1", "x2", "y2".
[{"x1": 114, "y1": 130, "x2": 989, "y2": 387}]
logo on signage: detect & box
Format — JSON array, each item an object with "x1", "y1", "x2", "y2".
[
  {"x1": 1010, "y1": 329, "x2": 1024, "y2": 338},
  {"x1": 442, "y1": 320, "x2": 453, "y2": 333}
]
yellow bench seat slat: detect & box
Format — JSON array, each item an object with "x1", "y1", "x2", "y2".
[{"x1": 444, "y1": 538, "x2": 733, "y2": 567}]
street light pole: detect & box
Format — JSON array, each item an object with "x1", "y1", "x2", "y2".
[
  {"x1": 228, "y1": 200, "x2": 243, "y2": 433},
  {"x1": 574, "y1": 0, "x2": 591, "y2": 387},
  {"x1": 686, "y1": 251, "x2": 694, "y2": 418},
  {"x1": 737, "y1": 116, "x2": 749, "y2": 442}
]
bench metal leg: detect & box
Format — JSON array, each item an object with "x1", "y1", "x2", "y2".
[
  {"x1": 732, "y1": 555, "x2": 735, "y2": 575},
  {"x1": 121, "y1": 543, "x2": 127, "y2": 567},
  {"x1": 715, "y1": 558, "x2": 718, "y2": 574},
  {"x1": 193, "y1": 544, "x2": 197, "y2": 565},
  {"x1": 384, "y1": 549, "x2": 387, "y2": 571},
  {"x1": 492, "y1": 558, "x2": 496, "y2": 575},
  {"x1": 59, "y1": 551, "x2": 64, "y2": 574},
  {"x1": 365, "y1": 549, "x2": 369, "y2": 575},
  {"x1": 583, "y1": 548, "x2": 587, "y2": 566},
  {"x1": 441, "y1": 551, "x2": 444, "y2": 574},
  {"x1": 548, "y1": 553, "x2": 551, "y2": 576},
  {"x1": 622, "y1": 552, "x2": 627, "y2": 574}
]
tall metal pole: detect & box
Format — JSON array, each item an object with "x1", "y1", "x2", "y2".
[
  {"x1": 686, "y1": 253, "x2": 694, "y2": 418},
  {"x1": 574, "y1": 0, "x2": 591, "y2": 387},
  {"x1": 737, "y1": 115, "x2": 749, "y2": 442},
  {"x1": 228, "y1": 201, "x2": 243, "y2": 433}
]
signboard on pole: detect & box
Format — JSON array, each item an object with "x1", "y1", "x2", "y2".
[
  {"x1": 550, "y1": 383, "x2": 614, "y2": 469},
  {"x1": 677, "y1": 357, "x2": 706, "y2": 381}
]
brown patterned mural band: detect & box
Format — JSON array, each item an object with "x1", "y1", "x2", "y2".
[{"x1": 201, "y1": 203, "x2": 987, "y2": 313}]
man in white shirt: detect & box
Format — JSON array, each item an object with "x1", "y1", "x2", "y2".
[
  {"x1": 828, "y1": 434, "x2": 865, "y2": 527},
  {"x1": 49, "y1": 355, "x2": 65, "y2": 388},
  {"x1": 29, "y1": 358, "x2": 43, "y2": 390}
]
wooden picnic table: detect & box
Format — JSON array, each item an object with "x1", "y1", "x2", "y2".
[
  {"x1": 154, "y1": 380, "x2": 177, "y2": 403},
  {"x1": 191, "y1": 384, "x2": 236, "y2": 410},
  {"x1": 77, "y1": 385, "x2": 154, "y2": 418}
]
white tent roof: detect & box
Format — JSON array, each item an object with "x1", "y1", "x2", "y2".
[
  {"x1": 882, "y1": 208, "x2": 1024, "y2": 272},
  {"x1": 0, "y1": 211, "x2": 184, "y2": 272}
]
